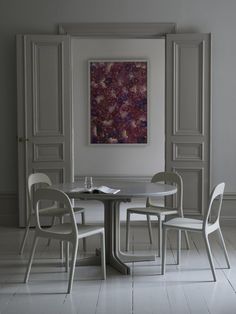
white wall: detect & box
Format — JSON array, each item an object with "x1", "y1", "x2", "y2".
[
  {"x1": 71, "y1": 38, "x2": 165, "y2": 177},
  {"x1": 1, "y1": 0, "x2": 236, "y2": 224}
]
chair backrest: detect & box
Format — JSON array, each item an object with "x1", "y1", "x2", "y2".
[
  {"x1": 34, "y1": 187, "x2": 77, "y2": 235},
  {"x1": 147, "y1": 171, "x2": 183, "y2": 216},
  {"x1": 203, "y1": 182, "x2": 225, "y2": 230},
  {"x1": 28, "y1": 173, "x2": 52, "y2": 213}
]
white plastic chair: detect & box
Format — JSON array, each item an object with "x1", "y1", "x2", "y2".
[
  {"x1": 126, "y1": 172, "x2": 190, "y2": 257},
  {"x1": 161, "y1": 182, "x2": 230, "y2": 281},
  {"x1": 19, "y1": 173, "x2": 86, "y2": 256},
  {"x1": 24, "y1": 187, "x2": 106, "y2": 294}
]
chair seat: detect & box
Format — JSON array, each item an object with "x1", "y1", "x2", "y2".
[
  {"x1": 71, "y1": 200, "x2": 85, "y2": 212},
  {"x1": 73, "y1": 206, "x2": 85, "y2": 213},
  {"x1": 127, "y1": 206, "x2": 178, "y2": 216},
  {"x1": 164, "y1": 217, "x2": 204, "y2": 230},
  {"x1": 77, "y1": 224, "x2": 104, "y2": 237},
  {"x1": 38, "y1": 206, "x2": 84, "y2": 217},
  {"x1": 48, "y1": 223, "x2": 104, "y2": 238},
  {"x1": 39, "y1": 207, "x2": 68, "y2": 216}
]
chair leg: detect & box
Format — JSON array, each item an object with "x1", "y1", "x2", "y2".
[
  {"x1": 47, "y1": 216, "x2": 56, "y2": 247},
  {"x1": 66, "y1": 241, "x2": 70, "y2": 273},
  {"x1": 81, "y1": 212, "x2": 86, "y2": 252},
  {"x1": 184, "y1": 230, "x2": 190, "y2": 250},
  {"x1": 60, "y1": 216, "x2": 64, "y2": 261},
  {"x1": 126, "y1": 211, "x2": 131, "y2": 251},
  {"x1": 19, "y1": 215, "x2": 32, "y2": 255},
  {"x1": 24, "y1": 236, "x2": 38, "y2": 283},
  {"x1": 203, "y1": 233, "x2": 216, "y2": 281},
  {"x1": 217, "y1": 228, "x2": 230, "y2": 268},
  {"x1": 67, "y1": 240, "x2": 78, "y2": 294},
  {"x1": 161, "y1": 227, "x2": 167, "y2": 275},
  {"x1": 177, "y1": 230, "x2": 181, "y2": 265},
  {"x1": 147, "y1": 214, "x2": 153, "y2": 244},
  {"x1": 100, "y1": 231, "x2": 106, "y2": 280},
  {"x1": 158, "y1": 215, "x2": 162, "y2": 257}
]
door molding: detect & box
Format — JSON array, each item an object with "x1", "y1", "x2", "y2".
[
  {"x1": 59, "y1": 23, "x2": 176, "y2": 38},
  {"x1": 166, "y1": 33, "x2": 211, "y2": 216},
  {"x1": 17, "y1": 35, "x2": 73, "y2": 227}
]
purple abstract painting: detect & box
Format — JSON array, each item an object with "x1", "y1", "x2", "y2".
[{"x1": 89, "y1": 60, "x2": 148, "y2": 144}]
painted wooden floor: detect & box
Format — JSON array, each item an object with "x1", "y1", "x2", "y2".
[{"x1": 0, "y1": 225, "x2": 236, "y2": 314}]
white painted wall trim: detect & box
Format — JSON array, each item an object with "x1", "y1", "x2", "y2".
[
  {"x1": 219, "y1": 192, "x2": 236, "y2": 225},
  {"x1": 59, "y1": 23, "x2": 176, "y2": 38},
  {"x1": 74, "y1": 175, "x2": 152, "y2": 182},
  {"x1": 224, "y1": 192, "x2": 236, "y2": 200}
]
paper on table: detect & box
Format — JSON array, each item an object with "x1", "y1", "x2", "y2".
[
  {"x1": 71, "y1": 185, "x2": 120, "y2": 194},
  {"x1": 95, "y1": 186, "x2": 120, "y2": 194}
]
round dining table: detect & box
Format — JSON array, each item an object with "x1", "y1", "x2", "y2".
[{"x1": 52, "y1": 179, "x2": 177, "y2": 275}]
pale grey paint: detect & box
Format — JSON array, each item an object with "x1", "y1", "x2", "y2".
[
  {"x1": 71, "y1": 38, "x2": 165, "y2": 176},
  {"x1": 1, "y1": 0, "x2": 236, "y2": 225},
  {"x1": 17, "y1": 35, "x2": 73, "y2": 226},
  {"x1": 71, "y1": 27, "x2": 210, "y2": 220},
  {"x1": 59, "y1": 22, "x2": 176, "y2": 37},
  {"x1": 166, "y1": 33, "x2": 211, "y2": 216}
]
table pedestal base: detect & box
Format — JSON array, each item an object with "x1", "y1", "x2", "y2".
[{"x1": 104, "y1": 199, "x2": 156, "y2": 274}]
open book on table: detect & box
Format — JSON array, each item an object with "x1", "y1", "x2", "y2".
[{"x1": 71, "y1": 185, "x2": 120, "y2": 195}]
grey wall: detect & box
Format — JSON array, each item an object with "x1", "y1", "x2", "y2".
[
  {"x1": 1, "y1": 0, "x2": 236, "y2": 224},
  {"x1": 72, "y1": 38, "x2": 165, "y2": 176}
]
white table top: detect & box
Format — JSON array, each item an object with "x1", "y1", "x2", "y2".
[{"x1": 52, "y1": 180, "x2": 177, "y2": 200}]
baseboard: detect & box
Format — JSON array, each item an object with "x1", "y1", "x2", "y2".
[
  {"x1": 0, "y1": 192, "x2": 18, "y2": 226},
  {"x1": 220, "y1": 192, "x2": 236, "y2": 225},
  {"x1": 220, "y1": 216, "x2": 236, "y2": 226}
]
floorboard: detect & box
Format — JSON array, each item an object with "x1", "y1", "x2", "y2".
[{"x1": 0, "y1": 226, "x2": 235, "y2": 314}]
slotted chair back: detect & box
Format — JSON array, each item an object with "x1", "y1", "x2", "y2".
[
  {"x1": 34, "y1": 187, "x2": 77, "y2": 236},
  {"x1": 147, "y1": 171, "x2": 183, "y2": 217},
  {"x1": 203, "y1": 182, "x2": 225, "y2": 231}
]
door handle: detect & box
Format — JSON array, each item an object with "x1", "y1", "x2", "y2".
[{"x1": 18, "y1": 137, "x2": 29, "y2": 143}]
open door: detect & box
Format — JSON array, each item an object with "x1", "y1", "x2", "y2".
[
  {"x1": 17, "y1": 35, "x2": 73, "y2": 226},
  {"x1": 165, "y1": 33, "x2": 211, "y2": 217}
]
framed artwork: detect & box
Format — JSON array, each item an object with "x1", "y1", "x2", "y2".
[{"x1": 88, "y1": 60, "x2": 148, "y2": 144}]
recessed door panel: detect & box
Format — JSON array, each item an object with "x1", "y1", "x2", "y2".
[
  {"x1": 173, "y1": 41, "x2": 204, "y2": 135},
  {"x1": 17, "y1": 35, "x2": 73, "y2": 227},
  {"x1": 166, "y1": 33, "x2": 211, "y2": 217},
  {"x1": 32, "y1": 42, "x2": 63, "y2": 136},
  {"x1": 173, "y1": 142, "x2": 203, "y2": 161}
]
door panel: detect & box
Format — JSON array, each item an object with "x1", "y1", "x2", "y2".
[
  {"x1": 166, "y1": 33, "x2": 211, "y2": 216},
  {"x1": 17, "y1": 35, "x2": 73, "y2": 226}
]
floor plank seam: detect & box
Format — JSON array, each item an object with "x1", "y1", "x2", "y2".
[
  {"x1": 1, "y1": 227, "x2": 236, "y2": 314},
  {"x1": 191, "y1": 235, "x2": 201, "y2": 255},
  {"x1": 94, "y1": 280, "x2": 102, "y2": 314},
  {"x1": 182, "y1": 285, "x2": 193, "y2": 314},
  {"x1": 165, "y1": 286, "x2": 174, "y2": 314},
  {"x1": 131, "y1": 263, "x2": 134, "y2": 314}
]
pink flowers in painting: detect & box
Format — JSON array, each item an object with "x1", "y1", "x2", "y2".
[{"x1": 89, "y1": 60, "x2": 148, "y2": 144}]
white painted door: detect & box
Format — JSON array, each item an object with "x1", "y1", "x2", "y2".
[
  {"x1": 17, "y1": 35, "x2": 73, "y2": 226},
  {"x1": 165, "y1": 33, "x2": 211, "y2": 217}
]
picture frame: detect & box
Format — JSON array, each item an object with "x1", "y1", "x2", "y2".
[{"x1": 88, "y1": 59, "x2": 149, "y2": 144}]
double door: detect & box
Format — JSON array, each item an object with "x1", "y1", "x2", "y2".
[{"x1": 17, "y1": 32, "x2": 211, "y2": 226}]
